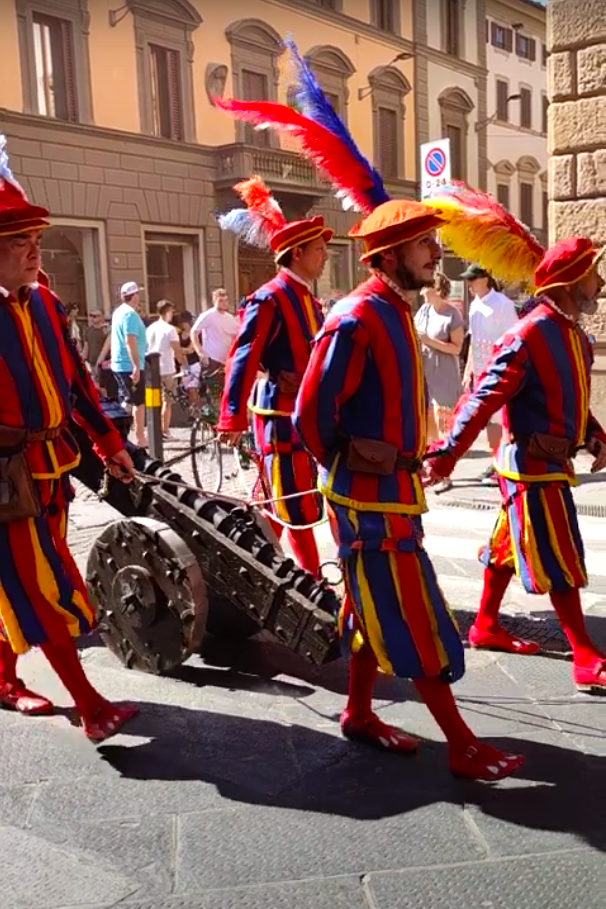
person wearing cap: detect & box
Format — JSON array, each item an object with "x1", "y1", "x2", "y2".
[
  {"x1": 216, "y1": 178, "x2": 331, "y2": 577},
  {"x1": 0, "y1": 135, "x2": 138, "y2": 740},
  {"x1": 425, "y1": 236, "x2": 606, "y2": 693},
  {"x1": 294, "y1": 199, "x2": 524, "y2": 781},
  {"x1": 109, "y1": 281, "x2": 147, "y2": 447},
  {"x1": 461, "y1": 264, "x2": 519, "y2": 486}
]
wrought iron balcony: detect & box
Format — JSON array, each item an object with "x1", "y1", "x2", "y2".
[{"x1": 215, "y1": 143, "x2": 330, "y2": 195}]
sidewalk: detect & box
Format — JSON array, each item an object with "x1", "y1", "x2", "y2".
[{"x1": 426, "y1": 431, "x2": 606, "y2": 517}]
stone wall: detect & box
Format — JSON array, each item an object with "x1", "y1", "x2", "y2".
[{"x1": 547, "y1": 0, "x2": 606, "y2": 333}]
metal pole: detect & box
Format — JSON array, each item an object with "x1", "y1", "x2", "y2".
[{"x1": 145, "y1": 352, "x2": 163, "y2": 461}]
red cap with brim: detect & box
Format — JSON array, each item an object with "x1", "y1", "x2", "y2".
[
  {"x1": 0, "y1": 180, "x2": 50, "y2": 238},
  {"x1": 534, "y1": 236, "x2": 605, "y2": 295},
  {"x1": 270, "y1": 216, "x2": 333, "y2": 260},
  {"x1": 349, "y1": 199, "x2": 445, "y2": 261}
]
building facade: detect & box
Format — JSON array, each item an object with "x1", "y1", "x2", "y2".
[
  {"x1": 485, "y1": 0, "x2": 548, "y2": 247},
  {"x1": 0, "y1": 0, "x2": 421, "y2": 318}
]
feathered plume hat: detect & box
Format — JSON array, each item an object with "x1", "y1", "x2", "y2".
[
  {"x1": 214, "y1": 174, "x2": 332, "y2": 263},
  {"x1": 213, "y1": 37, "x2": 602, "y2": 293},
  {"x1": 0, "y1": 134, "x2": 50, "y2": 237}
]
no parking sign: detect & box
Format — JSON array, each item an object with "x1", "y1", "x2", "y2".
[{"x1": 420, "y1": 139, "x2": 451, "y2": 199}]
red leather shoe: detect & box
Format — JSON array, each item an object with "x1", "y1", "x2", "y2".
[
  {"x1": 340, "y1": 709, "x2": 419, "y2": 753},
  {"x1": 450, "y1": 742, "x2": 525, "y2": 781},
  {"x1": 573, "y1": 660, "x2": 606, "y2": 693},
  {"x1": 469, "y1": 624, "x2": 541, "y2": 656},
  {"x1": 0, "y1": 679, "x2": 54, "y2": 716},
  {"x1": 79, "y1": 701, "x2": 139, "y2": 743}
]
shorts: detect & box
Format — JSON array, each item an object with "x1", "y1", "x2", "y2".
[
  {"x1": 113, "y1": 370, "x2": 146, "y2": 407},
  {"x1": 161, "y1": 374, "x2": 176, "y2": 400},
  {"x1": 181, "y1": 363, "x2": 201, "y2": 391}
]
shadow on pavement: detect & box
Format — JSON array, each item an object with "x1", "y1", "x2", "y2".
[{"x1": 96, "y1": 701, "x2": 606, "y2": 853}]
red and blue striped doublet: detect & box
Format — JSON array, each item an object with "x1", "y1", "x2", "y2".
[
  {"x1": 441, "y1": 301, "x2": 605, "y2": 595},
  {"x1": 0, "y1": 284, "x2": 123, "y2": 653},
  {"x1": 295, "y1": 275, "x2": 464, "y2": 682},
  {"x1": 218, "y1": 270, "x2": 324, "y2": 526}
]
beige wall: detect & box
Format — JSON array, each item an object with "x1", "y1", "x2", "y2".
[
  {"x1": 88, "y1": 0, "x2": 140, "y2": 133},
  {"x1": 426, "y1": 65, "x2": 480, "y2": 185},
  {"x1": 0, "y1": 0, "x2": 416, "y2": 183},
  {"x1": 0, "y1": 4, "x2": 23, "y2": 112}
]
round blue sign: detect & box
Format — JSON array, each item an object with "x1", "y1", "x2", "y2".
[{"x1": 425, "y1": 147, "x2": 447, "y2": 177}]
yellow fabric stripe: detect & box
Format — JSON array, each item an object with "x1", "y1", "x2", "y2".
[
  {"x1": 416, "y1": 556, "x2": 450, "y2": 672},
  {"x1": 521, "y1": 494, "x2": 551, "y2": 593},
  {"x1": 302, "y1": 293, "x2": 320, "y2": 337},
  {"x1": 350, "y1": 510, "x2": 393, "y2": 674},
  {"x1": 270, "y1": 443, "x2": 291, "y2": 523},
  {"x1": 569, "y1": 331, "x2": 588, "y2": 446},
  {"x1": 31, "y1": 452, "x2": 80, "y2": 480},
  {"x1": 539, "y1": 489, "x2": 577, "y2": 588},
  {"x1": 27, "y1": 517, "x2": 94, "y2": 636},
  {"x1": 14, "y1": 304, "x2": 63, "y2": 426},
  {"x1": 498, "y1": 465, "x2": 574, "y2": 485},
  {"x1": 322, "y1": 451, "x2": 427, "y2": 514},
  {"x1": 248, "y1": 404, "x2": 293, "y2": 417},
  {"x1": 0, "y1": 581, "x2": 29, "y2": 654}
]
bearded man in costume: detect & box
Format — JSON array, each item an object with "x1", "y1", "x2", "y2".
[
  {"x1": 291, "y1": 199, "x2": 523, "y2": 781},
  {"x1": 0, "y1": 136, "x2": 138, "y2": 742},
  {"x1": 425, "y1": 237, "x2": 606, "y2": 693},
  {"x1": 215, "y1": 177, "x2": 331, "y2": 576}
]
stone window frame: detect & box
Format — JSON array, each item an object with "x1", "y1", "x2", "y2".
[
  {"x1": 438, "y1": 87, "x2": 475, "y2": 181},
  {"x1": 370, "y1": 66, "x2": 411, "y2": 181},
  {"x1": 516, "y1": 155, "x2": 541, "y2": 229},
  {"x1": 305, "y1": 45, "x2": 355, "y2": 125},
  {"x1": 493, "y1": 159, "x2": 515, "y2": 210},
  {"x1": 441, "y1": 0, "x2": 464, "y2": 60},
  {"x1": 16, "y1": 0, "x2": 94, "y2": 124},
  {"x1": 226, "y1": 19, "x2": 283, "y2": 148},
  {"x1": 128, "y1": 0, "x2": 202, "y2": 144},
  {"x1": 369, "y1": 0, "x2": 401, "y2": 36}
]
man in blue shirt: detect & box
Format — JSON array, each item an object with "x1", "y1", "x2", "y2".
[{"x1": 110, "y1": 281, "x2": 147, "y2": 447}]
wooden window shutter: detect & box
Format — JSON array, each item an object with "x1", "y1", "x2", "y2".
[
  {"x1": 378, "y1": 107, "x2": 398, "y2": 179},
  {"x1": 490, "y1": 22, "x2": 497, "y2": 46},
  {"x1": 60, "y1": 20, "x2": 78, "y2": 122},
  {"x1": 242, "y1": 70, "x2": 269, "y2": 146},
  {"x1": 505, "y1": 28, "x2": 513, "y2": 52},
  {"x1": 529, "y1": 39, "x2": 537, "y2": 62},
  {"x1": 167, "y1": 49, "x2": 183, "y2": 141}
]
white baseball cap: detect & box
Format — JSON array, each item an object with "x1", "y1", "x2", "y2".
[{"x1": 120, "y1": 281, "x2": 142, "y2": 298}]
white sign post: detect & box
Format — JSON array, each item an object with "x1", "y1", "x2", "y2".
[{"x1": 419, "y1": 139, "x2": 451, "y2": 200}]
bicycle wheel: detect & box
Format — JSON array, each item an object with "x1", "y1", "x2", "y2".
[{"x1": 190, "y1": 417, "x2": 222, "y2": 494}]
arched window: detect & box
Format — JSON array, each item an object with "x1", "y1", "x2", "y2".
[
  {"x1": 305, "y1": 46, "x2": 355, "y2": 123},
  {"x1": 438, "y1": 87, "x2": 474, "y2": 181},
  {"x1": 226, "y1": 19, "x2": 282, "y2": 148},
  {"x1": 369, "y1": 67, "x2": 411, "y2": 181}
]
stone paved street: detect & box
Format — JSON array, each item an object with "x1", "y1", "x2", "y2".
[{"x1": 2, "y1": 435, "x2": 605, "y2": 909}]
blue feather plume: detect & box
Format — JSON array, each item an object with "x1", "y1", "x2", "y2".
[
  {"x1": 281, "y1": 36, "x2": 389, "y2": 212},
  {"x1": 215, "y1": 209, "x2": 274, "y2": 250},
  {"x1": 0, "y1": 134, "x2": 26, "y2": 196}
]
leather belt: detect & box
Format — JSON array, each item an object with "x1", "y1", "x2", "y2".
[
  {"x1": 0, "y1": 424, "x2": 65, "y2": 448},
  {"x1": 396, "y1": 455, "x2": 422, "y2": 472}
]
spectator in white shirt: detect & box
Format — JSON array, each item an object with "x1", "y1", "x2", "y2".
[
  {"x1": 145, "y1": 299, "x2": 184, "y2": 438},
  {"x1": 461, "y1": 265, "x2": 519, "y2": 486},
  {"x1": 191, "y1": 288, "x2": 238, "y2": 369}
]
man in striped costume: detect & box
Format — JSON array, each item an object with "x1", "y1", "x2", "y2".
[
  {"x1": 295, "y1": 199, "x2": 524, "y2": 781},
  {"x1": 426, "y1": 236, "x2": 606, "y2": 693},
  {"x1": 0, "y1": 136, "x2": 138, "y2": 741},
  {"x1": 216, "y1": 178, "x2": 331, "y2": 577}
]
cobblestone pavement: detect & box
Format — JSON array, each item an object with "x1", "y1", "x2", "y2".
[{"x1": 1, "y1": 433, "x2": 605, "y2": 909}]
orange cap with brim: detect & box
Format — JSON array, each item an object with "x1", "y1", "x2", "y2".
[
  {"x1": 349, "y1": 199, "x2": 445, "y2": 261},
  {"x1": 534, "y1": 236, "x2": 605, "y2": 295},
  {"x1": 271, "y1": 216, "x2": 333, "y2": 261}
]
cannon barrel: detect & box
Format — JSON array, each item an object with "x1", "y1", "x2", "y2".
[{"x1": 69, "y1": 405, "x2": 341, "y2": 674}]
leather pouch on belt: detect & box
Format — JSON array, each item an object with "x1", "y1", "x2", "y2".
[
  {"x1": 0, "y1": 429, "x2": 41, "y2": 523},
  {"x1": 527, "y1": 432, "x2": 573, "y2": 464},
  {"x1": 346, "y1": 437, "x2": 398, "y2": 476},
  {"x1": 276, "y1": 371, "x2": 302, "y2": 394}
]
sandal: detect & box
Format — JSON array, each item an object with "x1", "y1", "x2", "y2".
[
  {"x1": 450, "y1": 742, "x2": 525, "y2": 781},
  {"x1": 0, "y1": 679, "x2": 54, "y2": 716},
  {"x1": 340, "y1": 709, "x2": 419, "y2": 753}
]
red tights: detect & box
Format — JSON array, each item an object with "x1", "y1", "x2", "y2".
[
  {"x1": 346, "y1": 644, "x2": 476, "y2": 752},
  {"x1": 0, "y1": 629, "x2": 105, "y2": 720},
  {"x1": 266, "y1": 516, "x2": 321, "y2": 578},
  {"x1": 477, "y1": 564, "x2": 599, "y2": 665}
]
